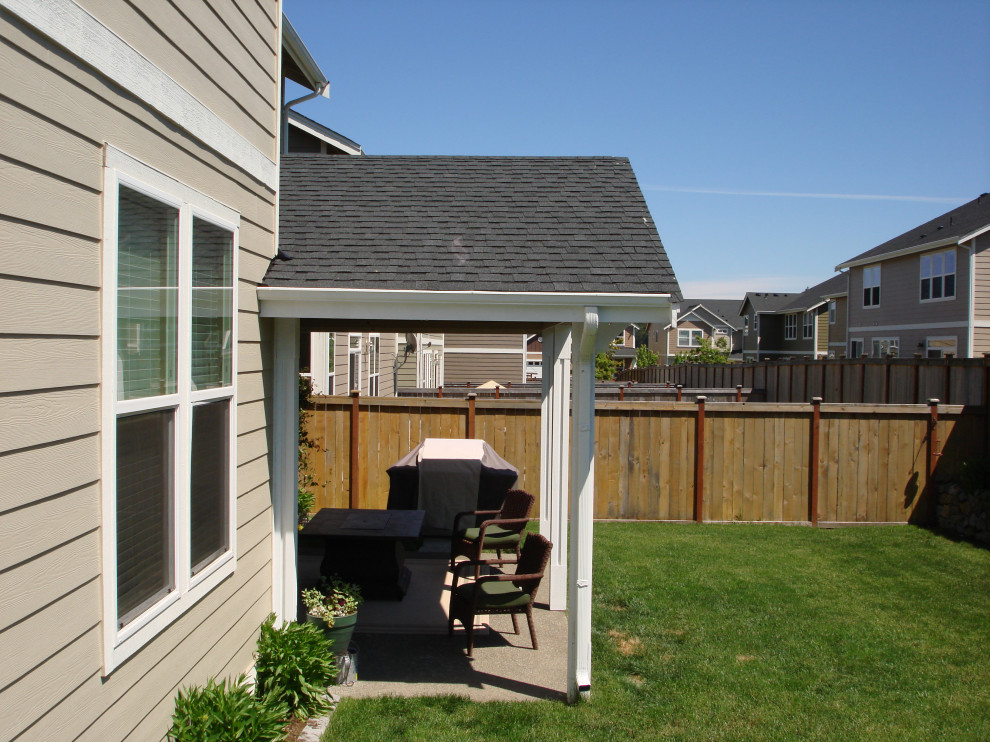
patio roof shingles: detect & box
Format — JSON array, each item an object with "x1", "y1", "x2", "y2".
[{"x1": 267, "y1": 154, "x2": 680, "y2": 297}]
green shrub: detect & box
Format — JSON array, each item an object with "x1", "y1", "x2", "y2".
[
  {"x1": 255, "y1": 614, "x2": 336, "y2": 719},
  {"x1": 168, "y1": 674, "x2": 286, "y2": 742},
  {"x1": 635, "y1": 345, "x2": 659, "y2": 368}
]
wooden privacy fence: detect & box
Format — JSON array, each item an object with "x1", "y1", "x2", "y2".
[
  {"x1": 618, "y1": 357, "x2": 990, "y2": 406},
  {"x1": 302, "y1": 394, "x2": 986, "y2": 525}
]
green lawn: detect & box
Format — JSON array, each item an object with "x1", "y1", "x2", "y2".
[{"x1": 325, "y1": 524, "x2": 990, "y2": 741}]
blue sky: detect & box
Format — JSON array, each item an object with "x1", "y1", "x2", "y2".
[{"x1": 284, "y1": 0, "x2": 990, "y2": 299}]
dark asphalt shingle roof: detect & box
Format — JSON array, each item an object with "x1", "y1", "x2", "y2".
[
  {"x1": 677, "y1": 299, "x2": 744, "y2": 330},
  {"x1": 838, "y1": 193, "x2": 990, "y2": 267},
  {"x1": 740, "y1": 292, "x2": 797, "y2": 315},
  {"x1": 266, "y1": 155, "x2": 680, "y2": 295},
  {"x1": 781, "y1": 273, "x2": 848, "y2": 312}
]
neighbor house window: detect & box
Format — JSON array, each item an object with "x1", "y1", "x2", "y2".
[
  {"x1": 348, "y1": 334, "x2": 361, "y2": 392},
  {"x1": 326, "y1": 335, "x2": 335, "y2": 395},
  {"x1": 850, "y1": 339, "x2": 864, "y2": 358},
  {"x1": 920, "y1": 250, "x2": 955, "y2": 301},
  {"x1": 743, "y1": 316, "x2": 749, "y2": 336},
  {"x1": 102, "y1": 151, "x2": 237, "y2": 673},
  {"x1": 872, "y1": 337, "x2": 899, "y2": 358},
  {"x1": 926, "y1": 336, "x2": 957, "y2": 358},
  {"x1": 678, "y1": 329, "x2": 703, "y2": 347},
  {"x1": 784, "y1": 314, "x2": 797, "y2": 340},
  {"x1": 863, "y1": 265, "x2": 881, "y2": 307},
  {"x1": 828, "y1": 300, "x2": 836, "y2": 324},
  {"x1": 368, "y1": 335, "x2": 380, "y2": 396},
  {"x1": 803, "y1": 312, "x2": 814, "y2": 339}
]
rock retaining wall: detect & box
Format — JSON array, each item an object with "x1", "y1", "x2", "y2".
[{"x1": 938, "y1": 483, "x2": 990, "y2": 546}]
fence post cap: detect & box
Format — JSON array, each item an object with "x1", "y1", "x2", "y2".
[
  {"x1": 696, "y1": 395, "x2": 707, "y2": 403},
  {"x1": 349, "y1": 389, "x2": 360, "y2": 397},
  {"x1": 811, "y1": 396, "x2": 823, "y2": 404},
  {"x1": 467, "y1": 392, "x2": 477, "y2": 400},
  {"x1": 927, "y1": 398, "x2": 940, "y2": 405},
  {"x1": 676, "y1": 384, "x2": 683, "y2": 388}
]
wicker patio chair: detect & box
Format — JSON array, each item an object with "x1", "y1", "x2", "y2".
[
  {"x1": 448, "y1": 488, "x2": 535, "y2": 575},
  {"x1": 447, "y1": 533, "x2": 553, "y2": 657}
]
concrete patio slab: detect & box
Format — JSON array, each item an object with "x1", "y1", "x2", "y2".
[{"x1": 334, "y1": 554, "x2": 568, "y2": 703}]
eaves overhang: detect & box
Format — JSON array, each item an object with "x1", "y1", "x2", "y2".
[
  {"x1": 258, "y1": 287, "x2": 674, "y2": 325},
  {"x1": 835, "y1": 235, "x2": 962, "y2": 271},
  {"x1": 282, "y1": 14, "x2": 330, "y2": 97}
]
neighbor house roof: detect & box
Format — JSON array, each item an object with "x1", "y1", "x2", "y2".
[
  {"x1": 836, "y1": 193, "x2": 990, "y2": 270},
  {"x1": 781, "y1": 273, "x2": 848, "y2": 313},
  {"x1": 676, "y1": 299, "x2": 744, "y2": 330},
  {"x1": 266, "y1": 154, "x2": 680, "y2": 295},
  {"x1": 739, "y1": 292, "x2": 797, "y2": 316}
]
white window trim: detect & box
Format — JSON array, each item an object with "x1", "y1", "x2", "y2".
[
  {"x1": 828, "y1": 300, "x2": 836, "y2": 325},
  {"x1": 347, "y1": 333, "x2": 362, "y2": 393},
  {"x1": 101, "y1": 149, "x2": 238, "y2": 674},
  {"x1": 803, "y1": 312, "x2": 814, "y2": 340},
  {"x1": 784, "y1": 314, "x2": 797, "y2": 340},
  {"x1": 863, "y1": 264, "x2": 881, "y2": 308},
  {"x1": 871, "y1": 336, "x2": 900, "y2": 358},
  {"x1": 326, "y1": 333, "x2": 336, "y2": 395},
  {"x1": 677, "y1": 328, "x2": 703, "y2": 347},
  {"x1": 919, "y1": 249, "x2": 957, "y2": 303},
  {"x1": 368, "y1": 333, "x2": 380, "y2": 396}
]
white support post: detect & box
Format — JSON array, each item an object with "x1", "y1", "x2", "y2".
[
  {"x1": 272, "y1": 317, "x2": 300, "y2": 623},
  {"x1": 568, "y1": 307, "x2": 598, "y2": 703},
  {"x1": 540, "y1": 324, "x2": 572, "y2": 611}
]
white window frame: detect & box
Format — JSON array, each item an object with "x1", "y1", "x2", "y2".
[
  {"x1": 743, "y1": 316, "x2": 749, "y2": 336},
  {"x1": 784, "y1": 314, "x2": 797, "y2": 340},
  {"x1": 368, "y1": 334, "x2": 381, "y2": 396},
  {"x1": 863, "y1": 265, "x2": 881, "y2": 308},
  {"x1": 925, "y1": 336, "x2": 958, "y2": 358},
  {"x1": 828, "y1": 300, "x2": 836, "y2": 324},
  {"x1": 871, "y1": 336, "x2": 899, "y2": 358},
  {"x1": 101, "y1": 148, "x2": 238, "y2": 674},
  {"x1": 677, "y1": 328, "x2": 703, "y2": 347},
  {"x1": 850, "y1": 338, "x2": 865, "y2": 358},
  {"x1": 803, "y1": 312, "x2": 814, "y2": 340},
  {"x1": 920, "y1": 249, "x2": 956, "y2": 302},
  {"x1": 326, "y1": 334, "x2": 336, "y2": 395},
  {"x1": 348, "y1": 333, "x2": 362, "y2": 393}
]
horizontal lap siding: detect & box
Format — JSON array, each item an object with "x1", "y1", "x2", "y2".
[
  {"x1": 0, "y1": 5, "x2": 277, "y2": 741},
  {"x1": 443, "y1": 352, "x2": 524, "y2": 385}
]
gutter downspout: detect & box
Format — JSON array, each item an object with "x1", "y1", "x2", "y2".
[{"x1": 281, "y1": 83, "x2": 329, "y2": 155}]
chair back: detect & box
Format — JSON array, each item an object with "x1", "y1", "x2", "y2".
[
  {"x1": 499, "y1": 489, "x2": 535, "y2": 521},
  {"x1": 512, "y1": 533, "x2": 552, "y2": 598}
]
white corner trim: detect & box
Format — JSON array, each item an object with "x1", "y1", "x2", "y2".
[{"x1": 3, "y1": 0, "x2": 277, "y2": 190}]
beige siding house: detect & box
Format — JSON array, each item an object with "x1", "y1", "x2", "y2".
[
  {"x1": 0, "y1": 3, "x2": 324, "y2": 739},
  {"x1": 649, "y1": 299, "x2": 743, "y2": 363},
  {"x1": 837, "y1": 194, "x2": 990, "y2": 358},
  {"x1": 304, "y1": 330, "x2": 399, "y2": 396},
  {"x1": 441, "y1": 332, "x2": 527, "y2": 385}
]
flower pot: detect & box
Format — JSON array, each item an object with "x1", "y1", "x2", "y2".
[{"x1": 306, "y1": 611, "x2": 358, "y2": 655}]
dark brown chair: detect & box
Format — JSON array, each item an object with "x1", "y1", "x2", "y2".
[
  {"x1": 448, "y1": 488, "x2": 535, "y2": 575},
  {"x1": 447, "y1": 533, "x2": 552, "y2": 657}
]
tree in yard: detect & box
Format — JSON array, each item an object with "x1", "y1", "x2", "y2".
[
  {"x1": 635, "y1": 345, "x2": 659, "y2": 368},
  {"x1": 595, "y1": 340, "x2": 621, "y2": 380},
  {"x1": 673, "y1": 336, "x2": 730, "y2": 364}
]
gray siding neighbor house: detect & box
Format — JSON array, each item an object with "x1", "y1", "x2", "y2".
[
  {"x1": 738, "y1": 292, "x2": 797, "y2": 360},
  {"x1": 837, "y1": 194, "x2": 990, "y2": 358}
]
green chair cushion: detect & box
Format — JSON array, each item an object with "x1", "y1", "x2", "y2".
[
  {"x1": 455, "y1": 579, "x2": 531, "y2": 609},
  {"x1": 463, "y1": 526, "x2": 522, "y2": 548}
]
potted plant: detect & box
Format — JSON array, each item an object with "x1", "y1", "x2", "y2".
[{"x1": 301, "y1": 575, "x2": 362, "y2": 656}]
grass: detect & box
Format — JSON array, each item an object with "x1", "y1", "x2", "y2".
[{"x1": 325, "y1": 524, "x2": 990, "y2": 741}]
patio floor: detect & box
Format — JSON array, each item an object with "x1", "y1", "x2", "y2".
[{"x1": 326, "y1": 543, "x2": 568, "y2": 703}]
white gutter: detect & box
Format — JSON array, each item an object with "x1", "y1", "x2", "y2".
[
  {"x1": 281, "y1": 15, "x2": 330, "y2": 98},
  {"x1": 836, "y1": 235, "x2": 960, "y2": 270},
  {"x1": 257, "y1": 287, "x2": 674, "y2": 324}
]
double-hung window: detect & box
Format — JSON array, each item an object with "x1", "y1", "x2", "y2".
[
  {"x1": 803, "y1": 312, "x2": 814, "y2": 339},
  {"x1": 920, "y1": 250, "x2": 955, "y2": 301},
  {"x1": 677, "y1": 328, "x2": 703, "y2": 347},
  {"x1": 828, "y1": 300, "x2": 836, "y2": 324},
  {"x1": 863, "y1": 265, "x2": 881, "y2": 307},
  {"x1": 368, "y1": 335, "x2": 381, "y2": 396},
  {"x1": 102, "y1": 150, "x2": 237, "y2": 672},
  {"x1": 784, "y1": 314, "x2": 797, "y2": 340}
]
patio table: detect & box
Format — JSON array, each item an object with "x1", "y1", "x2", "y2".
[{"x1": 299, "y1": 507, "x2": 425, "y2": 600}]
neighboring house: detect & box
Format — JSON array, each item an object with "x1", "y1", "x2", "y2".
[
  {"x1": 738, "y1": 292, "x2": 798, "y2": 360},
  {"x1": 302, "y1": 330, "x2": 398, "y2": 396},
  {"x1": 0, "y1": 4, "x2": 325, "y2": 739},
  {"x1": 650, "y1": 299, "x2": 744, "y2": 363},
  {"x1": 836, "y1": 194, "x2": 990, "y2": 358},
  {"x1": 821, "y1": 277, "x2": 848, "y2": 358},
  {"x1": 526, "y1": 333, "x2": 543, "y2": 380},
  {"x1": 442, "y1": 332, "x2": 528, "y2": 385},
  {"x1": 768, "y1": 273, "x2": 849, "y2": 359}
]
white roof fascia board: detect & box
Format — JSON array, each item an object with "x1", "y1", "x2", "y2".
[
  {"x1": 959, "y1": 223, "x2": 990, "y2": 243},
  {"x1": 2, "y1": 0, "x2": 277, "y2": 190},
  {"x1": 835, "y1": 236, "x2": 960, "y2": 270},
  {"x1": 258, "y1": 287, "x2": 674, "y2": 324},
  {"x1": 286, "y1": 111, "x2": 362, "y2": 155},
  {"x1": 281, "y1": 14, "x2": 330, "y2": 97},
  {"x1": 805, "y1": 299, "x2": 827, "y2": 312}
]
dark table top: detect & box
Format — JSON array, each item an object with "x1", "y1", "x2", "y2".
[{"x1": 300, "y1": 508, "x2": 425, "y2": 540}]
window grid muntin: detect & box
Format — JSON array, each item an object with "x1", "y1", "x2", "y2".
[
  {"x1": 803, "y1": 312, "x2": 814, "y2": 339},
  {"x1": 863, "y1": 265, "x2": 881, "y2": 307},
  {"x1": 784, "y1": 314, "x2": 797, "y2": 340},
  {"x1": 920, "y1": 249, "x2": 956, "y2": 301}
]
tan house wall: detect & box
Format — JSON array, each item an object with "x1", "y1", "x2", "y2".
[
  {"x1": 0, "y1": 4, "x2": 279, "y2": 741},
  {"x1": 827, "y1": 296, "x2": 848, "y2": 350},
  {"x1": 817, "y1": 311, "x2": 828, "y2": 355},
  {"x1": 443, "y1": 333, "x2": 525, "y2": 384}
]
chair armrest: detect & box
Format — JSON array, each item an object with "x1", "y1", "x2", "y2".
[
  {"x1": 451, "y1": 509, "x2": 500, "y2": 532},
  {"x1": 478, "y1": 517, "x2": 531, "y2": 539}
]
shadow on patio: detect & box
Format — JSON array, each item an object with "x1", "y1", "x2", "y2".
[{"x1": 325, "y1": 545, "x2": 568, "y2": 703}]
